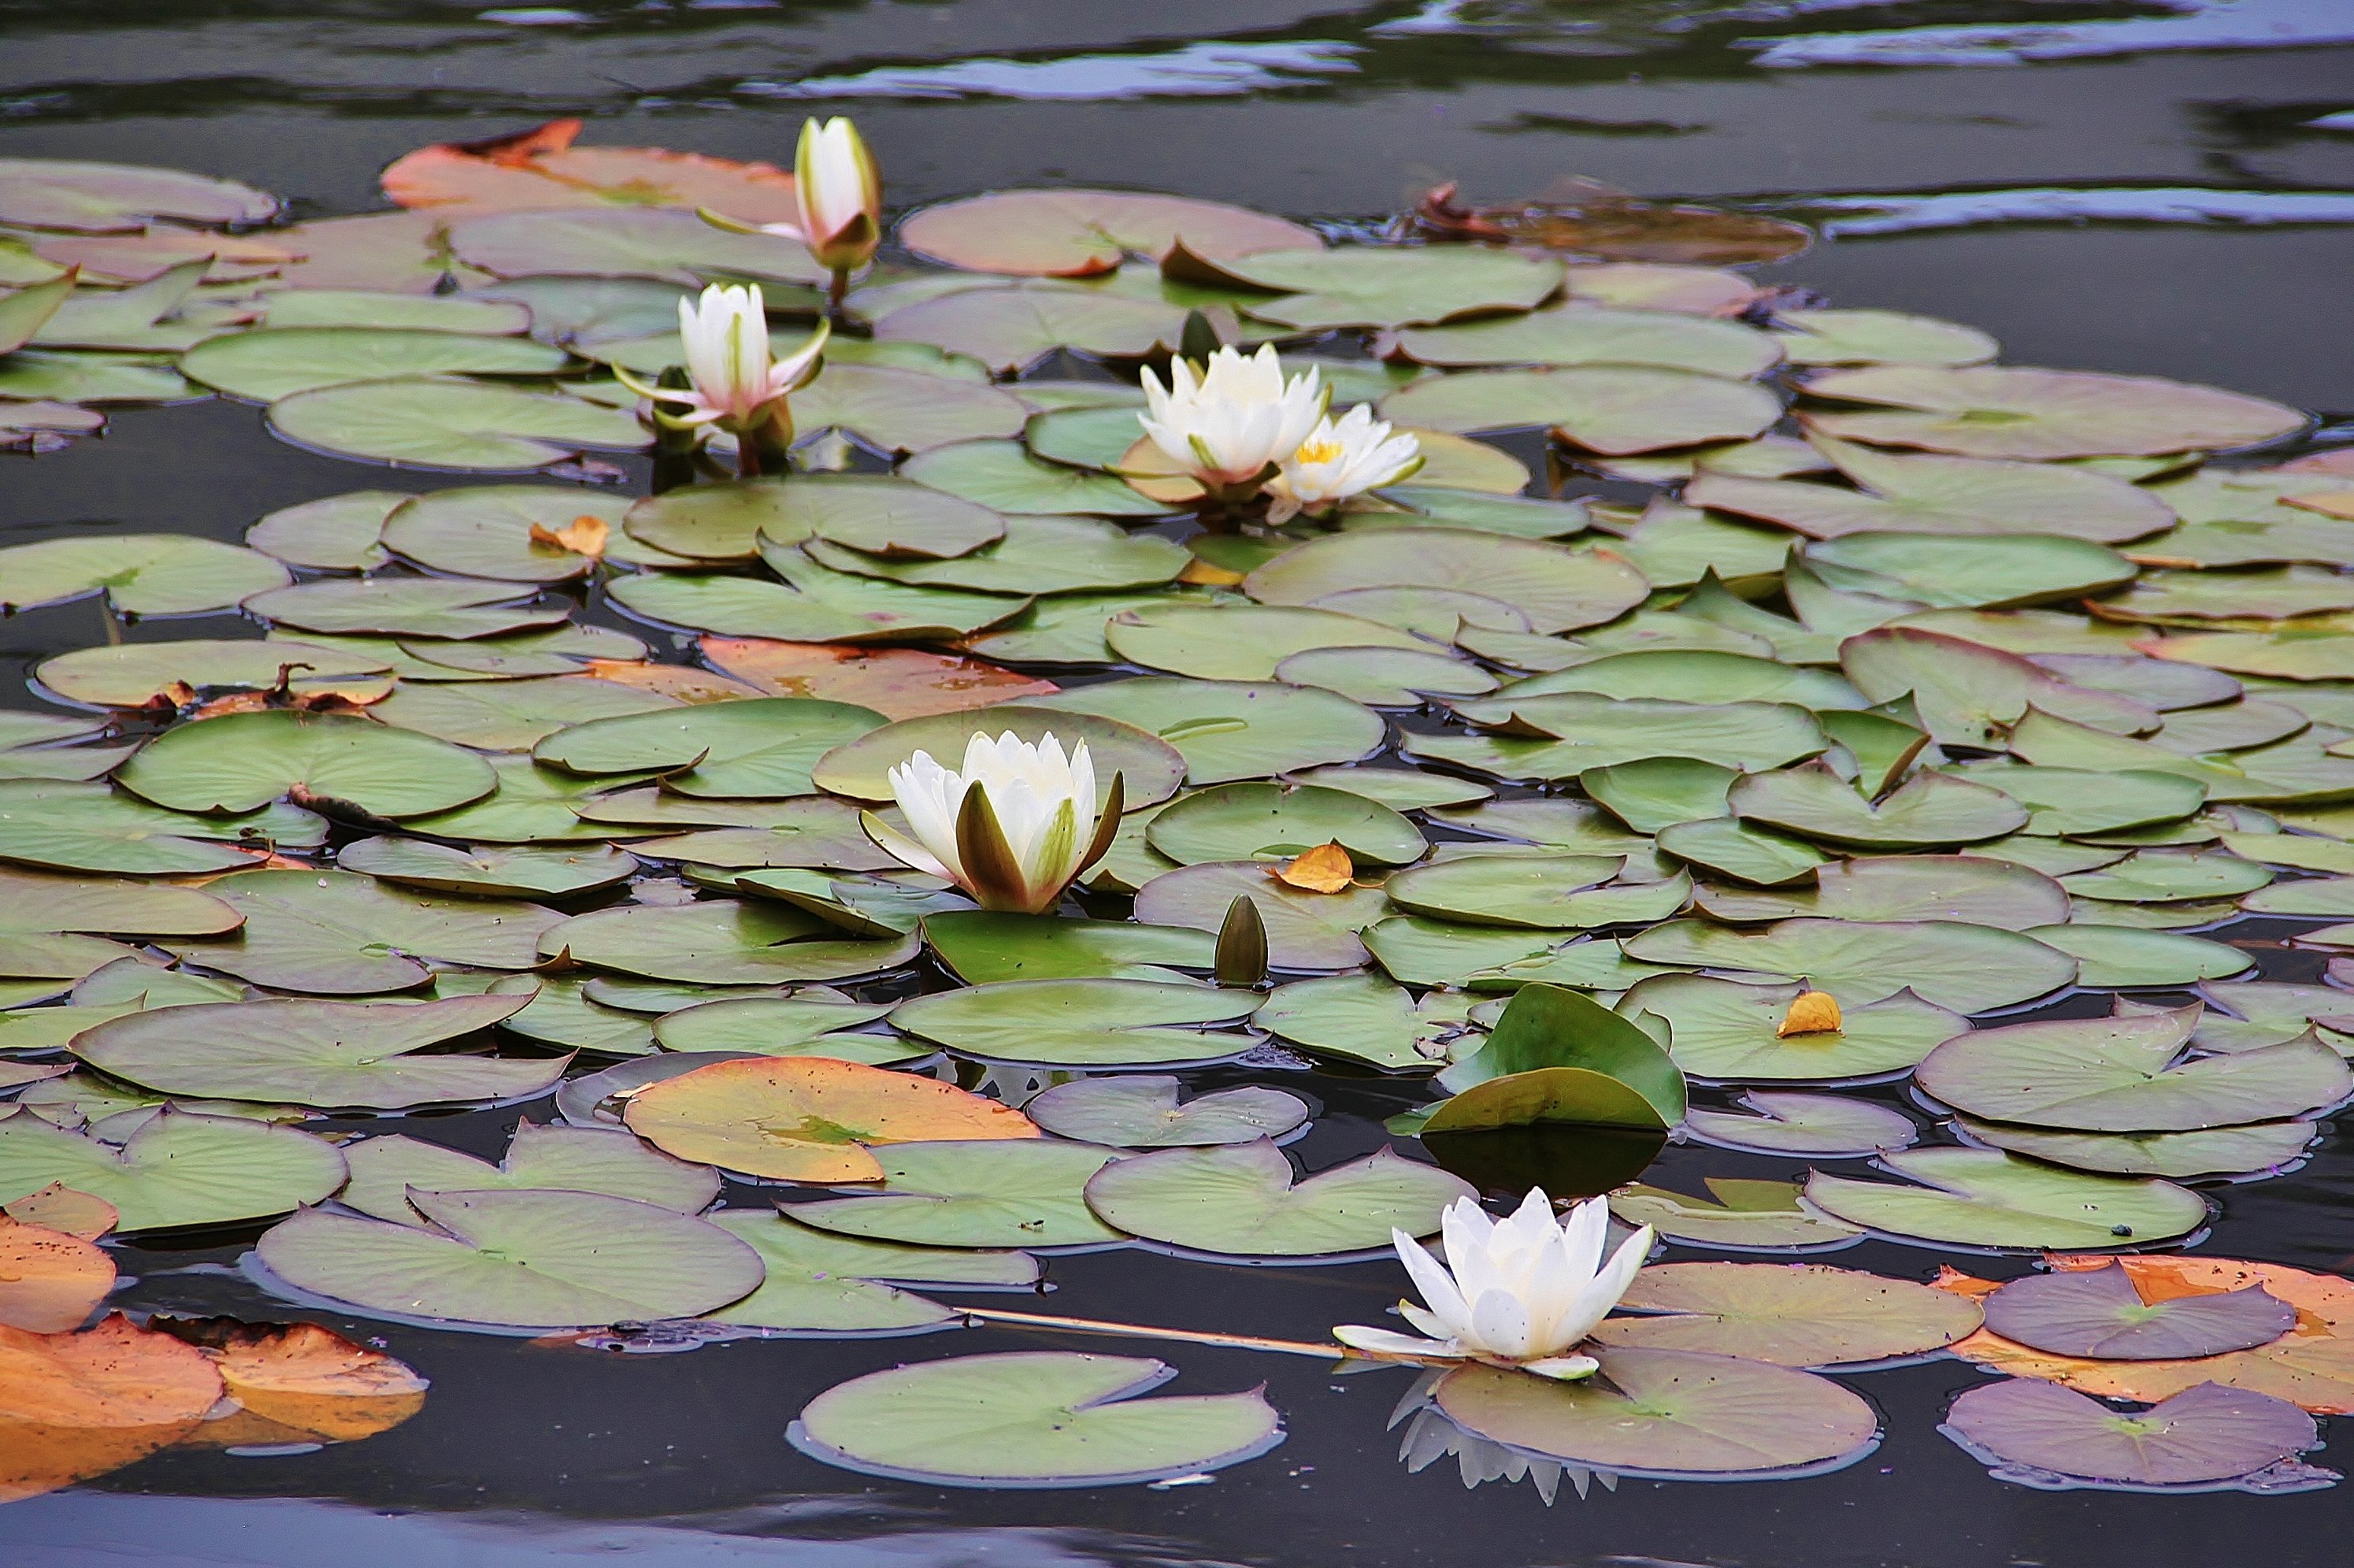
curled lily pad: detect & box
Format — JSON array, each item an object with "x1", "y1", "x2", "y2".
[
  {"x1": 790, "y1": 1350, "x2": 1284, "y2": 1488},
  {"x1": 1434, "y1": 1351, "x2": 1878, "y2": 1477},
  {"x1": 891, "y1": 978, "x2": 1259, "y2": 1069},
  {"x1": 1942, "y1": 1378, "x2": 2317, "y2": 1489},
  {"x1": 1427, "y1": 981, "x2": 1685, "y2": 1136},
  {"x1": 1684, "y1": 1092, "x2": 1920, "y2": 1155},
  {"x1": 784, "y1": 1140, "x2": 1127, "y2": 1249},
  {"x1": 73, "y1": 993, "x2": 566, "y2": 1110},
  {"x1": 338, "y1": 1121, "x2": 720, "y2": 1225},
  {"x1": 254, "y1": 1188, "x2": 765, "y2": 1332},
  {"x1": 1024, "y1": 1077, "x2": 1310, "y2": 1148},
  {"x1": 1592, "y1": 1262, "x2": 1982, "y2": 1366},
  {"x1": 1915, "y1": 1006, "x2": 2349, "y2": 1132},
  {"x1": 1804, "y1": 1149, "x2": 2207, "y2": 1250},
  {"x1": 1982, "y1": 1263, "x2": 2297, "y2": 1360},
  {"x1": 0, "y1": 1110, "x2": 345, "y2": 1233},
  {"x1": 1083, "y1": 1141, "x2": 1472, "y2": 1258}
]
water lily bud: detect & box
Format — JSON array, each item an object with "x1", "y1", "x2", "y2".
[
  {"x1": 865, "y1": 730, "x2": 1121, "y2": 914},
  {"x1": 791, "y1": 117, "x2": 882, "y2": 277}
]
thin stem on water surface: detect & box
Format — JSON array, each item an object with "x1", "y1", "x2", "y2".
[{"x1": 958, "y1": 1306, "x2": 1448, "y2": 1366}]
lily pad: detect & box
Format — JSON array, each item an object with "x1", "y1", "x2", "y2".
[
  {"x1": 1433, "y1": 1350, "x2": 1878, "y2": 1477},
  {"x1": 1030, "y1": 678, "x2": 1384, "y2": 785},
  {"x1": 1246, "y1": 528, "x2": 1648, "y2": 636},
  {"x1": 1083, "y1": 1141, "x2": 1472, "y2": 1258},
  {"x1": 1133, "y1": 862, "x2": 1389, "y2": 970},
  {"x1": 1622, "y1": 918, "x2": 2074, "y2": 1013},
  {"x1": 1915, "y1": 1006, "x2": 2349, "y2": 1132},
  {"x1": 703, "y1": 1209, "x2": 1036, "y2": 1333},
  {"x1": 814, "y1": 516, "x2": 1184, "y2": 599},
  {"x1": 903, "y1": 439, "x2": 1175, "y2": 517},
  {"x1": 73, "y1": 993, "x2": 567, "y2": 1110},
  {"x1": 0, "y1": 1110, "x2": 345, "y2": 1233},
  {"x1": 1105, "y1": 603, "x2": 1425, "y2": 682},
  {"x1": 1173, "y1": 244, "x2": 1562, "y2": 332},
  {"x1": 269, "y1": 379, "x2": 651, "y2": 470},
  {"x1": 1807, "y1": 532, "x2": 2137, "y2": 610},
  {"x1": 1802, "y1": 365, "x2": 2304, "y2": 459},
  {"x1": 0, "y1": 781, "x2": 317, "y2": 877},
  {"x1": 0, "y1": 535, "x2": 288, "y2": 617},
  {"x1": 1729, "y1": 765, "x2": 2026, "y2": 849},
  {"x1": 1695, "y1": 854, "x2": 2068, "y2": 927},
  {"x1": 1983, "y1": 1263, "x2": 2297, "y2": 1360},
  {"x1": 1942, "y1": 1377, "x2": 2316, "y2": 1488},
  {"x1": 1955, "y1": 1117, "x2": 2319, "y2": 1180},
  {"x1": 183, "y1": 327, "x2": 567, "y2": 402},
  {"x1": 1393, "y1": 304, "x2": 1778, "y2": 377},
  {"x1": 550, "y1": 900, "x2": 918, "y2": 986},
  {"x1": 1804, "y1": 1148, "x2": 2207, "y2": 1249},
  {"x1": 1592, "y1": 1262, "x2": 1981, "y2": 1366},
  {"x1": 35, "y1": 638, "x2": 395, "y2": 710},
  {"x1": 370, "y1": 676, "x2": 678, "y2": 752},
  {"x1": 167, "y1": 869, "x2": 564, "y2": 993},
  {"x1": 1618, "y1": 974, "x2": 1966, "y2": 1081},
  {"x1": 890, "y1": 978, "x2": 1259, "y2": 1068},
  {"x1": 536, "y1": 696, "x2": 884, "y2": 799},
  {"x1": 1146, "y1": 782, "x2": 1424, "y2": 866},
  {"x1": 254, "y1": 1188, "x2": 765, "y2": 1331},
  {"x1": 1388, "y1": 857, "x2": 1690, "y2": 932},
  {"x1": 244, "y1": 577, "x2": 566, "y2": 641},
  {"x1": 1612, "y1": 1177, "x2": 1863, "y2": 1251},
  {"x1": 903, "y1": 189, "x2": 1318, "y2": 276},
  {"x1": 338, "y1": 1121, "x2": 720, "y2": 1225},
  {"x1": 1025, "y1": 1077, "x2": 1309, "y2": 1148},
  {"x1": 0, "y1": 158, "x2": 277, "y2": 232},
  {"x1": 1683, "y1": 1092, "x2": 1920, "y2": 1155},
  {"x1": 1253, "y1": 973, "x2": 1451, "y2": 1073},
  {"x1": 784, "y1": 1140, "x2": 1128, "y2": 1249},
  {"x1": 790, "y1": 1350, "x2": 1283, "y2": 1488},
  {"x1": 921, "y1": 913, "x2": 1213, "y2": 984},
  {"x1": 1381, "y1": 366, "x2": 1781, "y2": 455},
  {"x1": 651, "y1": 995, "x2": 909, "y2": 1062}
]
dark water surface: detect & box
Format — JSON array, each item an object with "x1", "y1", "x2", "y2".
[{"x1": 5, "y1": 3, "x2": 2354, "y2": 1564}]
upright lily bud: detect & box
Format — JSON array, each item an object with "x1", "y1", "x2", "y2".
[
  {"x1": 610, "y1": 283, "x2": 828, "y2": 476},
  {"x1": 863, "y1": 730, "x2": 1122, "y2": 914},
  {"x1": 788, "y1": 117, "x2": 881, "y2": 292}
]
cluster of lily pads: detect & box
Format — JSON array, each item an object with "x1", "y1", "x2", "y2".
[{"x1": 4, "y1": 125, "x2": 2354, "y2": 1498}]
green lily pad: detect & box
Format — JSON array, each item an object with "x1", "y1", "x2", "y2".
[
  {"x1": 74, "y1": 992, "x2": 567, "y2": 1109},
  {"x1": 1083, "y1": 1140, "x2": 1472, "y2": 1258},
  {"x1": 872, "y1": 281, "x2": 1186, "y2": 375},
  {"x1": 1655, "y1": 817, "x2": 1829, "y2": 887},
  {"x1": 0, "y1": 349, "x2": 191, "y2": 403},
  {"x1": 1387, "y1": 856, "x2": 1690, "y2": 932},
  {"x1": 165, "y1": 868, "x2": 565, "y2": 992},
  {"x1": 536, "y1": 696, "x2": 883, "y2": 799},
  {"x1": 1381, "y1": 366, "x2": 1781, "y2": 455},
  {"x1": 784, "y1": 1140, "x2": 1127, "y2": 1249},
  {"x1": 2061, "y1": 850, "x2": 2272, "y2": 904},
  {"x1": 1025, "y1": 1077, "x2": 1309, "y2": 1148},
  {"x1": 812, "y1": 704, "x2": 1181, "y2": 809},
  {"x1": 369, "y1": 676, "x2": 677, "y2": 751},
  {"x1": 1030, "y1": 678, "x2": 1384, "y2": 786},
  {"x1": 117, "y1": 709, "x2": 495, "y2": 820},
  {"x1": 790, "y1": 1349, "x2": 1283, "y2": 1488},
  {"x1": 1246, "y1": 528, "x2": 1648, "y2": 636},
  {"x1": 1840, "y1": 627, "x2": 2161, "y2": 749},
  {"x1": 1806, "y1": 532, "x2": 2137, "y2": 610},
  {"x1": 1622, "y1": 917, "x2": 2074, "y2": 1013},
  {"x1": 398, "y1": 757, "x2": 648, "y2": 845},
  {"x1": 1611, "y1": 1177, "x2": 1864, "y2": 1251},
  {"x1": 1503, "y1": 649, "x2": 1862, "y2": 711},
  {"x1": 1916, "y1": 1006, "x2": 2349, "y2": 1132},
  {"x1": 921, "y1": 912, "x2": 1214, "y2": 984},
  {"x1": 1364, "y1": 917, "x2": 1671, "y2": 991},
  {"x1": 1943, "y1": 762, "x2": 2207, "y2": 838},
  {"x1": 270, "y1": 378, "x2": 651, "y2": 470},
  {"x1": 1802, "y1": 364, "x2": 2304, "y2": 459},
  {"x1": 1170, "y1": 243, "x2": 1560, "y2": 331},
  {"x1": 255, "y1": 1187, "x2": 766, "y2": 1331},
  {"x1": 812, "y1": 515, "x2": 1184, "y2": 599},
  {"x1": 1104, "y1": 603, "x2": 1426, "y2": 682},
  {"x1": 448, "y1": 206, "x2": 820, "y2": 287},
  {"x1": 1289, "y1": 765, "x2": 1489, "y2": 811},
  {"x1": 1591, "y1": 1262, "x2": 1981, "y2": 1366},
  {"x1": 1683, "y1": 1092, "x2": 1921, "y2": 1156},
  {"x1": 0, "y1": 534, "x2": 288, "y2": 616},
  {"x1": 651, "y1": 995, "x2": 914, "y2": 1063},
  {"x1": 1133, "y1": 862, "x2": 1389, "y2": 969},
  {"x1": 889, "y1": 978, "x2": 1259, "y2": 1068},
  {"x1": 903, "y1": 439, "x2": 1174, "y2": 517},
  {"x1": 1273, "y1": 644, "x2": 1498, "y2": 706},
  {"x1": 338, "y1": 837, "x2": 638, "y2": 899},
  {"x1": 0, "y1": 780, "x2": 319, "y2": 877},
  {"x1": 1729, "y1": 764, "x2": 2026, "y2": 849},
  {"x1": 1433, "y1": 1350, "x2": 1878, "y2": 1476},
  {"x1": 702, "y1": 1210, "x2": 1029, "y2": 1333},
  {"x1": 339, "y1": 1119, "x2": 720, "y2": 1225},
  {"x1": 1617, "y1": 974, "x2": 1967, "y2": 1081},
  {"x1": 243, "y1": 576, "x2": 566, "y2": 641},
  {"x1": 1247, "y1": 973, "x2": 1453, "y2": 1073},
  {"x1": 1803, "y1": 1148, "x2": 2208, "y2": 1249},
  {"x1": 1429, "y1": 981, "x2": 1686, "y2": 1134},
  {"x1": 0, "y1": 1108, "x2": 345, "y2": 1233},
  {"x1": 1773, "y1": 308, "x2": 1997, "y2": 367},
  {"x1": 0, "y1": 158, "x2": 277, "y2": 232},
  {"x1": 550, "y1": 900, "x2": 918, "y2": 985},
  {"x1": 1424, "y1": 695, "x2": 1826, "y2": 781},
  {"x1": 1145, "y1": 782, "x2": 1424, "y2": 867},
  {"x1": 35, "y1": 638, "x2": 395, "y2": 710},
  {"x1": 1694, "y1": 854, "x2": 2068, "y2": 927},
  {"x1": 902, "y1": 186, "x2": 1317, "y2": 276},
  {"x1": 611, "y1": 557, "x2": 1025, "y2": 645},
  {"x1": 487, "y1": 973, "x2": 658, "y2": 1056},
  {"x1": 1394, "y1": 304, "x2": 1777, "y2": 376},
  {"x1": 1954, "y1": 1117, "x2": 2318, "y2": 1179},
  {"x1": 183, "y1": 326, "x2": 568, "y2": 402}
]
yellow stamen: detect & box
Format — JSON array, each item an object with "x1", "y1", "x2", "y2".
[{"x1": 1294, "y1": 439, "x2": 1344, "y2": 465}]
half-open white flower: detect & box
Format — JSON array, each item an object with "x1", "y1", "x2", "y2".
[
  {"x1": 863, "y1": 730, "x2": 1124, "y2": 914},
  {"x1": 769, "y1": 116, "x2": 882, "y2": 280},
  {"x1": 1265, "y1": 404, "x2": 1424, "y2": 523},
  {"x1": 1334, "y1": 1190, "x2": 1652, "y2": 1381},
  {"x1": 1138, "y1": 343, "x2": 1327, "y2": 499},
  {"x1": 614, "y1": 282, "x2": 829, "y2": 436}
]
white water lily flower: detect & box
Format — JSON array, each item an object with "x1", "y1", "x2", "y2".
[
  {"x1": 614, "y1": 282, "x2": 829, "y2": 434},
  {"x1": 864, "y1": 730, "x2": 1122, "y2": 914},
  {"x1": 1334, "y1": 1190, "x2": 1652, "y2": 1381},
  {"x1": 766, "y1": 117, "x2": 882, "y2": 278},
  {"x1": 1138, "y1": 343, "x2": 1328, "y2": 497},
  {"x1": 1265, "y1": 404, "x2": 1424, "y2": 523}
]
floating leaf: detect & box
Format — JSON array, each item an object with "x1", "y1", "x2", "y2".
[
  {"x1": 117, "y1": 709, "x2": 495, "y2": 820},
  {"x1": 383, "y1": 121, "x2": 799, "y2": 219},
  {"x1": 0, "y1": 1110, "x2": 345, "y2": 1233},
  {"x1": 703, "y1": 1210, "x2": 1030, "y2": 1333},
  {"x1": 1773, "y1": 308, "x2": 1996, "y2": 367},
  {"x1": 167, "y1": 869, "x2": 565, "y2": 993},
  {"x1": 1032, "y1": 679, "x2": 1385, "y2": 786},
  {"x1": 1133, "y1": 862, "x2": 1389, "y2": 970},
  {"x1": 1804, "y1": 1149, "x2": 2206, "y2": 1250},
  {"x1": 255, "y1": 1188, "x2": 764, "y2": 1331},
  {"x1": 1246, "y1": 528, "x2": 1647, "y2": 635},
  {"x1": 784, "y1": 1140, "x2": 1127, "y2": 1249},
  {"x1": 338, "y1": 1121, "x2": 719, "y2": 1225},
  {"x1": 1392, "y1": 304, "x2": 1778, "y2": 377},
  {"x1": 0, "y1": 158, "x2": 277, "y2": 232},
  {"x1": 1591, "y1": 1262, "x2": 1981, "y2": 1366},
  {"x1": 651, "y1": 995, "x2": 914, "y2": 1063},
  {"x1": 0, "y1": 1218, "x2": 115, "y2": 1333},
  {"x1": 1083, "y1": 1141, "x2": 1471, "y2": 1258},
  {"x1": 621, "y1": 1055, "x2": 1035, "y2": 1182},
  {"x1": 1684, "y1": 1092, "x2": 1920, "y2": 1155},
  {"x1": 1381, "y1": 366, "x2": 1781, "y2": 455},
  {"x1": 1025, "y1": 1077, "x2": 1309, "y2": 1148},
  {"x1": 270, "y1": 379, "x2": 651, "y2": 470},
  {"x1": 1611, "y1": 1177, "x2": 1864, "y2": 1251},
  {"x1": 891, "y1": 978, "x2": 1259, "y2": 1068},
  {"x1": 0, "y1": 535, "x2": 287, "y2": 616},
  {"x1": 1624, "y1": 917, "x2": 2071, "y2": 1013},
  {"x1": 1981, "y1": 1263, "x2": 2297, "y2": 1360},
  {"x1": 1729, "y1": 765, "x2": 2026, "y2": 849},
  {"x1": 790, "y1": 1349, "x2": 1284, "y2": 1487},
  {"x1": 1433, "y1": 1350, "x2": 1878, "y2": 1477},
  {"x1": 1943, "y1": 1378, "x2": 2317, "y2": 1488},
  {"x1": 1173, "y1": 244, "x2": 1563, "y2": 332},
  {"x1": 1695, "y1": 854, "x2": 2068, "y2": 928},
  {"x1": 550, "y1": 899, "x2": 916, "y2": 985},
  {"x1": 1104, "y1": 603, "x2": 1425, "y2": 682},
  {"x1": 184, "y1": 327, "x2": 567, "y2": 402},
  {"x1": 536, "y1": 696, "x2": 883, "y2": 799},
  {"x1": 702, "y1": 636, "x2": 1055, "y2": 718},
  {"x1": 903, "y1": 189, "x2": 1318, "y2": 276},
  {"x1": 0, "y1": 1311, "x2": 223, "y2": 1503},
  {"x1": 921, "y1": 912, "x2": 1212, "y2": 984},
  {"x1": 1802, "y1": 365, "x2": 2304, "y2": 458},
  {"x1": 1956, "y1": 1117, "x2": 2317, "y2": 1180}
]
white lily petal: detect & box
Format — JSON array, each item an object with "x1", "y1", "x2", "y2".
[
  {"x1": 1469, "y1": 1287, "x2": 1534, "y2": 1360},
  {"x1": 1520, "y1": 1354, "x2": 1601, "y2": 1382},
  {"x1": 1333, "y1": 1324, "x2": 1464, "y2": 1358}
]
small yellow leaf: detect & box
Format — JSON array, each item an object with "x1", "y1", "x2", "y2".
[
  {"x1": 529, "y1": 514, "x2": 610, "y2": 557},
  {"x1": 1275, "y1": 841, "x2": 1355, "y2": 894},
  {"x1": 1777, "y1": 989, "x2": 1842, "y2": 1037},
  {"x1": 1176, "y1": 558, "x2": 1247, "y2": 587}
]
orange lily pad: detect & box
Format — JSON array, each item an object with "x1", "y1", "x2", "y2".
[
  {"x1": 31, "y1": 227, "x2": 299, "y2": 285},
  {"x1": 700, "y1": 636, "x2": 1058, "y2": 719},
  {"x1": 383, "y1": 119, "x2": 799, "y2": 223},
  {"x1": 4, "y1": 1183, "x2": 118, "y2": 1240},
  {"x1": 621, "y1": 1055, "x2": 1040, "y2": 1181},
  {"x1": 154, "y1": 1317, "x2": 428, "y2": 1444},
  {"x1": 0, "y1": 1219, "x2": 116, "y2": 1333},
  {"x1": 1935, "y1": 1255, "x2": 2354, "y2": 1414},
  {"x1": 578, "y1": 658, "x2": 764, "y2": 703},
  {"x1": 0, "y1": 1313, "x2": 224, "y2": 1503}
]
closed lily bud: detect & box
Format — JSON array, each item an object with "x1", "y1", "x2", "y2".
[{"x1": 788, "y1": 117, "x2": 881, "y2": 276}]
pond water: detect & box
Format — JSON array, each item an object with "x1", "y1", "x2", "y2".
[{"x1": 5, "y1": 3, "x2": 2354, "y2": 1565}]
